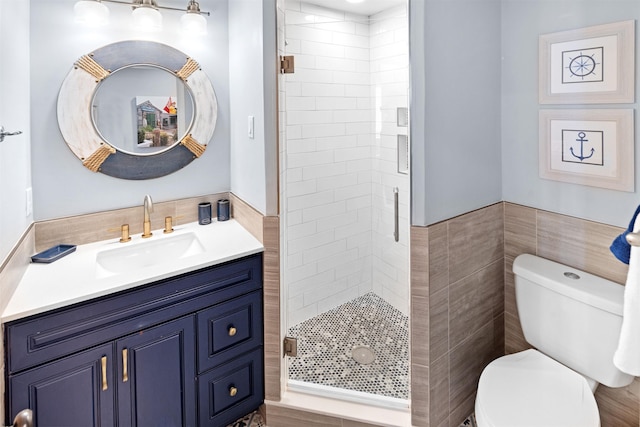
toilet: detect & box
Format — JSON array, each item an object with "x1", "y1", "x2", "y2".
[{"x1": 475, "y1": 254, "x2": 634, "y2": 427}]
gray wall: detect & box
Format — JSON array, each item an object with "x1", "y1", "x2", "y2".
[
  {"x1": 0, "y1": 0, "x2": 31, "y2": 264},
  {"x1": 410, "y1": 0, "x2": 503, "y2": 226},
  {"x1": 30, "y1": 0, "x2": 231, "y2": 221},
  {"x1": 501, "y1": 0, "x2": 640, "y2": 228}
]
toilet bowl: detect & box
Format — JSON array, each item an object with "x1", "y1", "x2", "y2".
[
  {"x1": 474, "y1": 254, "x2": 633, "y2": 427},
  {"x1": 475, "y1": 349, "x2": 599, "y2": 427}
]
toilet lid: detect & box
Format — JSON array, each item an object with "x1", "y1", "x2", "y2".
[{"x1": 475, "y1": 349, "x2": 599, "y2": 427}]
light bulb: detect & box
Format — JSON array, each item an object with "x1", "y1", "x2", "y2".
[
  {"x1": 132, "y1": 6, "x2": 162, "y2": 32},
  {"x1": 181, "y1": 12, "x2": 207, "y2": 35},
  {"x1": 74, "y1": 0, "x2": 109, "y2": 26}
]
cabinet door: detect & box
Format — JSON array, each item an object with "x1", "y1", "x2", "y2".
[
  {"x1": 117, "y1": 316, "x2": 196, "y2": 427},
  {"x1": 9, "y1": 344, "x2": 115, "y2": 427}
]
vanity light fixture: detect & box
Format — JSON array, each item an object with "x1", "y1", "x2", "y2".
[
  {"x1": 74, "y1": 0, "x2": 110, "y2": 26},
  {"x1": 73, "y1": 0, "x2": 210, "y2": 35},
  {"x1": 180, "y1": 1, "x2": 207, "y2": 35},
  {"x1": 131, "y1": 0, "x2": 162, "y2": 31}
]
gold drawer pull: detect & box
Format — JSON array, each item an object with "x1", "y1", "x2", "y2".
[
  {"x1": 101, "y1": 356, "x2": 108, "y2": 391},
  {"x1": 122, "y1": 348, "x2": 128, "y2": 382},
  {"x1": 228, "y1": 326, "x2": 237, "y2": 337},
  {"x1": 229, "y1": 386, "x2": 238, "y2": 397}
]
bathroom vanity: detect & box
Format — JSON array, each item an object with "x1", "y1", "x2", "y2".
[{"x1": 3, "y1": 220, "x2": 264, "y2": 427}]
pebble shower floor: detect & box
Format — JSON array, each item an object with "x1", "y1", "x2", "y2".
[{"x1": 287, "y1": 292, "x2": 410, "y2": 399}]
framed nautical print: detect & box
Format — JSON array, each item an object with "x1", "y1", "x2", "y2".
[
  {"x1": 539, "y1": 109, "x2": 634, "y2": 192},
  {"x1": 539, "y1": 20, "x2": 635, "y2": 104}
]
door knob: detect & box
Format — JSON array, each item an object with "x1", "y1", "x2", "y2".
[
  {"x1": 0, "y1": 126, "x2": 22, "y2": 143},
  {"x1": 10, "y1": 409, "x2": 33, "y2": 427}
]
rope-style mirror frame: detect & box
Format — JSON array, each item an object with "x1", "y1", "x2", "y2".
[{"x1": 57, "y1": 40, "x2": 217, "y2": 180}]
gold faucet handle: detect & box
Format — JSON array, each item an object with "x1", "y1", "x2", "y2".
[
  {"x1": 164, "y1": 216, "x2": 174, "y2": 234},
  {"x1": 120, "y1": 224, "x2": 131, "y2": 243}
]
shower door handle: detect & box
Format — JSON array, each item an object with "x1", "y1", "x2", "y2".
[{"x1": 393, "y1": 187, "x2": 399, "y2": 242}]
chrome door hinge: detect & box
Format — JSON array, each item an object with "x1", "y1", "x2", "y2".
[
  {"x1": 280, "y1": 55, "x2": 295, "y2": 74},
  {"x1": 283, "y1": 336, "x2": 298, "y2": 357}
]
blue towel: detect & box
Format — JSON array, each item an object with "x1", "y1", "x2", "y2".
[{"x1": 611, "y1": 204, "x2": 640, "y2": 264}]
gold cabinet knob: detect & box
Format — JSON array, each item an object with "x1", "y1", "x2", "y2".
[
  {"x1": 229, "y1": 386, "x2": 238, "y2": 397},
  {"x1": 228, "y1": 326, "x2": 237, "y2": 337}
]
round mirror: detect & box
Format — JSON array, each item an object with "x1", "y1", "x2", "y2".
[
  {"x1": 57, "y1": 40, "x2": 217, "y2": 180},
  {"x1": 92, "y1": 65, "x2": 195, "y2": 156}
]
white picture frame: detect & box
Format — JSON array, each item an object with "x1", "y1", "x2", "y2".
[
  {"x1": 539, "y1": 109, "x2": 634, "y2": 192},
  {"x1": 539, "y1": 20, "x2": 635, "y2": 104}
]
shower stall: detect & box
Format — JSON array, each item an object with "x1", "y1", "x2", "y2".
[{"x1": 278, "y1": 0, "x2": 411, "y2": 407}]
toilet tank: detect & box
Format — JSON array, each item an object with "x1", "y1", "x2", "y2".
[{"x1": 513, "y1": 254, "x2": 633, "y2": 388}]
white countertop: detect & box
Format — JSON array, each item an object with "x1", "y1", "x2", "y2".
[{"x1": 2, "y1": 219, "x2": 264, "y2": 322}]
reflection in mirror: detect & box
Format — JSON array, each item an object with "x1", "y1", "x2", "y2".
[{"x1": 92, "y1": 65, "x2": 194, "y2": 155}]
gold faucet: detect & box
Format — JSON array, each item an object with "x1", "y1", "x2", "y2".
[{"x1": 142, "y1": 194, "x2": 154, "y2": 238}]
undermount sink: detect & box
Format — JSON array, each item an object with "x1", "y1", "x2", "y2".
[{"x1": 96, "y1": 232, "x2": 205, "y2": 278}]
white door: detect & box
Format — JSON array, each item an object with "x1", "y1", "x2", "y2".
[{"x1": 0, "y1": 0, "x2": 31, "y2": 263}]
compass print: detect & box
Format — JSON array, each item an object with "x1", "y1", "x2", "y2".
[
  {"x1": 562, "y1": 47, "x2": 603, "y2": 84},
  {"x1": 568, "y1": 54, "x2": 597, "y2": 78}
]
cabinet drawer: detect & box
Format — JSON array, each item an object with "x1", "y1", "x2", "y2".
[
  {"x1": 197, "y1": 290, "x2": 263, "y2": 373},
  {"x1": 198, "y1": 347, "x2": 263, "y2": 427},
  {"x1": 6, "y1": 254, "x2": 262, "y2": 373}
]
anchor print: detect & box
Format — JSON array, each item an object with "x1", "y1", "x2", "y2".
[{"x1": 569, "y1": 131, "x2": 595, "y2": 162}]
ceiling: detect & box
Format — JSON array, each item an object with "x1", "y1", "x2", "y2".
[{"x1": 302, "y1": 0, "x2": 406, "y2": 16}]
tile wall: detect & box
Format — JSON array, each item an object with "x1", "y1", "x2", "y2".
[
  {"x1": 369, "y1": 5, "x2": 410, "y2": 315},
  {"x1": 504, "y1": 202, "x2": 639, "y2": 427},
  {"x1": 411, "y1": 203, "x2": 505, "y2": 426}
]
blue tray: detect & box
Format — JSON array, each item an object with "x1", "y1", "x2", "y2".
[{"x1": 31, "y1": 244, "x2": 77, "y2": 263}]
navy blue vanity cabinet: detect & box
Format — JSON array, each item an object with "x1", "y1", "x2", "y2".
[
  {"x1": 9, "y1": 344, "x2": 116, "y2": 426},
  {"x1": 197, "y1": 290, "x2": 264, "y2": 427},
  {"x1": 117, "y1": 315, "x2": 196, "y2": 427},
  {"x1": 5, "y1": 253, "x2": 264, "y2": 427}
]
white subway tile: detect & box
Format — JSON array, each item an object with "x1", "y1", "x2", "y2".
[
  {"x1": 286, "y1": 262, "x2": 318, "y2": 285},
  {"x1": 285, "y1": 96, "x2": 316, "y2": 111},
  {"x1": 315, "y1": 135, "x2": 357, "y2": 150},
  {"x1": 333, "y1": 31, "x2": 369, "y2": 49},
  {"x1": 286, "y1": 24, "x2": 333, "y2": 43},
  {"x1": 345, "y1": 85, "x2": 370, "y2": 97},
  {"x1": 316, "y1": 56, "x2": 356, "y2": 72},
  {"x1": 287, "y1": 68, "x2": 334, "y2": 84},
  {"x1": 316, "y1": 97, "x2": 358, "y2": 111},
  {"x1": 301, "y1": 82, "x2": 345, "y2": 97},
  {"x1": 286, "y1": 167, "x2": 303, "y2": 182},
  {"x1": 288, "y1": 229, "x2": 334, "y2": 255},
  {"x1": 302, "y1": 161, "x2": 347, "y2": 180},
  {"x1": 344, "y1": 46, "x2": 369, "y2": 61},
  {"x1": 314, "y1": 20, "x2": 357, "y2": 35},
  {"x1": 287, "y1": 209, "x2": 303, "y2": 226},
  {"x1": 303, "y1": 239, "x2": 347, "y2": 264},
  {"x1": 316, "y1": 172, "x2": 359, "y2": 191},
  {"x1": 316, "y1": 286, "x2": 361, "y2": 315},
  {"x1": 301, "y1": 123, "x2": 347, "y2": 139},
  {"x1": 303, "y1": 277, "x2": 348, "y2": 307},
  {"x1": 333, "y1": 109, "x2": 372, "y2": 123},
  {"x1": 288, "y1": 220, "x2": 318, "y2": 240},
  {"x1": 346, "y1": 158, "x2": 372, "y2": 173},
  {"x1": 300, "y1": 3, "x2": 345, "y2": 21},
  {"x1": 287, "y1": 110, "x2": 334, "y2": 125},
  {"x1": 302, "y1": 200, "x2": 346, "y2": 222},
  {"x1": 288, "y1": 189, "x2": 334, "y2": 211},
  {"x1": 286, "y1": 179, "x2": 317, "y2": 197},
  {"x1": 334, "y1": 146, "x2": 371, "y2": 162},
  {"x1": 301, "y1": 40, "x2": 345, "y2": 58},
  {"x1": 333, "y1": 70, "x2": 370, "y2": 85},
  {"x1": 285, "y1": 37, "x2": 301, "y2": 53},
  {"x1": 287, "y1": 138, "x2": 317, "y2": 154},
  {"x1": 316, "y1": 210, "x2": 358, "y2": 232}
]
